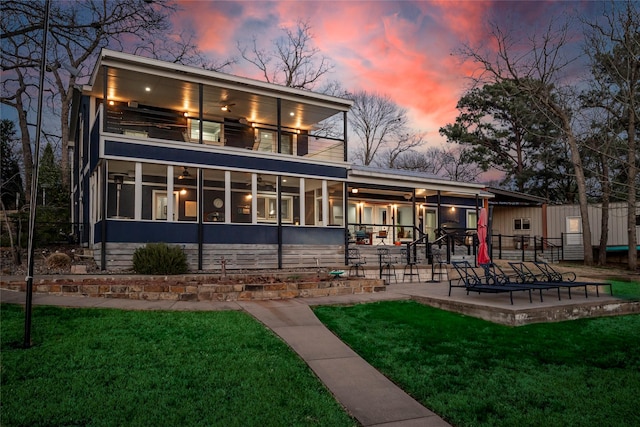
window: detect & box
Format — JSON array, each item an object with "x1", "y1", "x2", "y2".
[
  {"x1": 514, "y1": 218, "x2": 531, "y2": 230},
  {"x1": 254, "y1": 129, "x2": 294, "y2": 154},
  {"x1": 256, "y1": 129, "x2": 275, "y2": 152},
  {"x1": 189, "y1": 119, "x2": 222, "y2": 144},
  {"x1": 256, "y1": 195, "x2": 293, "y2": 223}
]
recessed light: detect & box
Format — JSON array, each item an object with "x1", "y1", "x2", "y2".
[
  {"x1": 108, "y1": 100, "x2": 115, "y2": 106},
  {"x1": 145, "y1": 87, "x2": 151, "y2": 92},
  {"x1": 289, "y1": 112, "x2": 295, "y2": 116}
]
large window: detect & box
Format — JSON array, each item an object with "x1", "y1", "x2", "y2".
[
  {"x1": 106, "y1": 160, "x2": 134, "y2": 219},
  {"x1": 203, "y1": 169, "x2": 226, "y2": 222},
  {"x1": 254, "y1": 128, "x2": 294, "y2": 154},
  {"x1": 231, "y1": 171, "x2": 252, "y2": 223},
  {"x1": 188, "y1": 119, "x2": 222, "y2": 145},
  {"x1": 327, "y1": 181, "x2": 343, "y2": 226}
]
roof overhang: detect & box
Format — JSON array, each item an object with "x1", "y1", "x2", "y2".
[
  {"x1": 348, "y1": 166, "x2": 494, "y2": 199},
  {"x1": 488, "y1": 187, "x2": 547, "y2": 206}
]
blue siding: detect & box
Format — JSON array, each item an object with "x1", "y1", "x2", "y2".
[
  {"x1": 105, "y1": 221, "x2": 198, "y2": 243},
  {"x1": 282, "y1": 226, "x2": 344, "y2": 245},
  {"x1": 97, "y1": 221, "x2": 343, "y2": 246},
  {"x1": 104, "y1": 140, "x2": 347, "y2": 179}
]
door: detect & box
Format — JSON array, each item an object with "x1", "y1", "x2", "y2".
[
  {"x1": 153, "y1": 191, "x2": 179, "y2": 220},
  {"x1": 425, "y1": 209, "x2": 437, "y2": 241},
  {"x1": 566, "y1": 216, "x2": 582, "y2": 245}
]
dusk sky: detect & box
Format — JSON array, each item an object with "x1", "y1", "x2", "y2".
[{"x1": 172, "y1": 0, "x2": 606, "y2": 146}]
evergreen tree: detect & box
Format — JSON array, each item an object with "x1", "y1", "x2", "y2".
[{"x1": 0, "y1": 119, "x2": 23, "y2": 210}]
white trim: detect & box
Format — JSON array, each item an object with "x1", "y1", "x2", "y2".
[
  {"x1": 134, "y1": 162, "x2": 142, "y2": 220},
  {"x1": 167, "y1": 166, "x2": 174, "y2": 222}
]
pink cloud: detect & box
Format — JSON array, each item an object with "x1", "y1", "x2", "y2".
[{"x1": 171, "y1": 0, "x2": 597, "y2": 146}]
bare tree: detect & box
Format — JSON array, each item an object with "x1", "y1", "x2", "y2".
[
  {"x1": 377, "y1": 132, "x2": 426, "y2": 169},
  {"x1": 458, "y1": 18, "x2": 596, "y2": 264},
  {"x1": 1, "y1": 0, "x2": 228, "y2": 203},
  {"x1": 583, "y1": 0, "x2": 639, "y2": 270},
  {"x1": 392, "y1": 146, "x2": 444, "y2": 175},
  {"x1": 348, "y1": 90, "x2": 423, "y2": 166},
  {"x1": 238, "y1": 19, "x2": 333, "y2": 90}
]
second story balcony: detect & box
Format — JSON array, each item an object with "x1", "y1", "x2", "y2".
[{"x1": 85, "y1": 50, "x2": 352, "y2": 163}]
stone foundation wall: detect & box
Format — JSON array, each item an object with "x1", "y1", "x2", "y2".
[{"x1": 0, "y1": 275, "x2": 385, "y2": 301}]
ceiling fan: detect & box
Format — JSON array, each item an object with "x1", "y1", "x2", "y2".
[
  {"x1": 219, "y1": 101, "x2": 236, "y2": 112},
  {"x1": 178, "y1": 167, "x2": 191, "y2": 180}
]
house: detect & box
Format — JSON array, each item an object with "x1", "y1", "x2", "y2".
[{"x1": 69, "y1": 50, "x2": 493, "y2": 271}]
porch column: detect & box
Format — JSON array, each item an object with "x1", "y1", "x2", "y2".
[
  {"x1": 322, "y1": 180, "x2": 328, "y2": 226},
  {"x1": 299, "y1": 178, "x2": 306, "y2": 226},
  {"x1": 134, "y1": 162, "x2": 142, "y2": 220},
  {"x1": 167, "y1": 166, "x2": 174, "y2": 222},
  {"x1": 277, "y1": 175, "x2": 282, "y2": 269},
  {"x1": 251, "y1": 173, "x2": 257, "y2": 224},
  {"x1": 198, "y1": 168, "x2": 203, "y2": 270},
  {"x1": 224, "y1": 171, "x2": 231, "y2": 224}
]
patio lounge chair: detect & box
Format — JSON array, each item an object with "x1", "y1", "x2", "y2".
[
  {"x1": 533, "y1": 261, "x2": 613, "y2": 297},
  {"x1": 508, "y1": 262, "x2": 591, "y2": 299},
  {"x1": 481, "y1": 263, "x2": 561, "y2": 302},
  {"x1": 450, "y1": 261, "x2": 532, "y2": 305}
]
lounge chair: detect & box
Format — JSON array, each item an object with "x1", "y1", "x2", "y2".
[
  {"x1": 481, "y1": 263, "x2": 560, "y2": 302},
  {"x1": 450, "y1": 261, "x2": 532, "y2": 305},
  {"x1": 509, "y1": 262, "x2": 591, "y2": 299},
  {"x1": 533, "y1": 261, "x2": 613, "y2": 297}
]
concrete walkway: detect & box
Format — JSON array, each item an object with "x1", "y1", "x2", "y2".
[{"x1": 1, "y1": 287, "x2": 450, "y2": 426}]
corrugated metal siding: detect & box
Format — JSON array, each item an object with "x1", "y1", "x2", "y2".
[
  {"x1": 547, "y1": 202, "x2": 640, "y2": 247},
  {"x1": 491, "y1": 206, "x2": 543, "y2": 242}
]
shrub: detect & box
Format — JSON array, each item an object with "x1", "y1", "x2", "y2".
[
  {"x1": 132, "y1": 243, "x2": 188, "y2": 275},
  {"x1": 46, "y1": 252, "x2": 71, "y2": 269}
]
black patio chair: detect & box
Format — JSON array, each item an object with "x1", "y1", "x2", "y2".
[
  {"x1": 377, "y1": 247, "x2": 397, "y2": 284},
  {"x1": 400, "y1": 247, "x2": 420, "y2": 282},
  {"x1": 347, "y1": 248, "x2": 366, "y2": 277},
  {"x1": 481, "y1": 262, "x2": 560, "y2": 302},
  {"x1": 533, "y1": 261, "x2": 613, "y2": 297},
  {"x1": 450, "y1": 260, "x2": 532, "y2": 305}
]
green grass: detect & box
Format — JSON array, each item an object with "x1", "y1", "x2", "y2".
[
  {"x1": 314, "y1": 300, "x2": 640, "y2": 427},
  {"x1": 609, "y1": 279, "x2": 640, "y2": 300},
  {"x1": 1, "y1": 304, "x2": 356, "y2": 427}
]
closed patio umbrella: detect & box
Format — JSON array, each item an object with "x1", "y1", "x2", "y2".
[{"x1": 477, "y1": 207, "x2": 491, "y2": 265}]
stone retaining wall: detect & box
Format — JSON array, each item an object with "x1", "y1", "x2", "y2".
[{"x1": 0, "y1": 275, "x2": 385, "y2": 301}]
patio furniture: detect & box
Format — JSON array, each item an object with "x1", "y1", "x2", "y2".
[
  {"x1": 533, "y1": 261, "x2": 613, "y2": 297},
  {"x1": 450, "y1": 260, "x2": 532, "y2": 305},
  {"x1": 508, "y1": 262, "x2": 590, "y2": 299},
  {"x1": 377, "y1": 247, "x2": 397, "y2": 283},
  {"x1": 400, "y1": 247, "x2": 420, "y2": 282},
  {"x1": 348, "y1": 248, "x2": 366, "y2": 277},
  {"x1": 427, "y1": 246, "x2": 447, "y2": 283},
  {"x1": 481, "y1": 263, "x2": 560, "y2": 302}
]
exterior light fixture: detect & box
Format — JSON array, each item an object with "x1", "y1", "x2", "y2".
[
  {"x1": 145, "y1": 87, "x2": 151, "y2": 92},
  {"x1": 221, "y1": 105, "x2": 230, "y2": 112},
  {"x1": 108, "y1": 100, "x2": 115, "y2": 106},
  {"x1": 183, "y1": 112, "x2": 188, "y2": 117},
  {"x1": 351, "y1": 188, "x2": 359, "y2": 194},
  {"x1": 289, "y1": 112, "x2": 295, "y2": 116},
  {"x1": 180, "y1": 189, "x2": 187, "y2": 195}
]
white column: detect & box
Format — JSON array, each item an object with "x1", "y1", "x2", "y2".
[
  {"x1": 322, "y1": 180, "x2": 328, "y2": 227},
  {"x1": 224, "y1": 171, "x2": 231, "y2": 224},
  {"x1": 299, "y1": 178, "x2": 305, "y2": 226},
  {"x1": 167, "y1": 165, "x2": 174, "y2": 222},
  {"x1": 251, "y1": 173, "x2": 257, "y2": 224},
  {"x1": 134, "y1": 162, "x2": 142, "y2": 220}
]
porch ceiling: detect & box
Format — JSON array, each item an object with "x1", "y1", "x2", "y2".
[{"x1": 85, "y1": 50, "x2": 352, "y2": 131}]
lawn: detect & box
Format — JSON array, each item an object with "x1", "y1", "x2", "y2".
[
  {"x1": 314, "y1": 299, "x2": 640, "y2": 427},
  {"x1": 1, "y1": 304, "x2": 356, "y2": 427}
]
